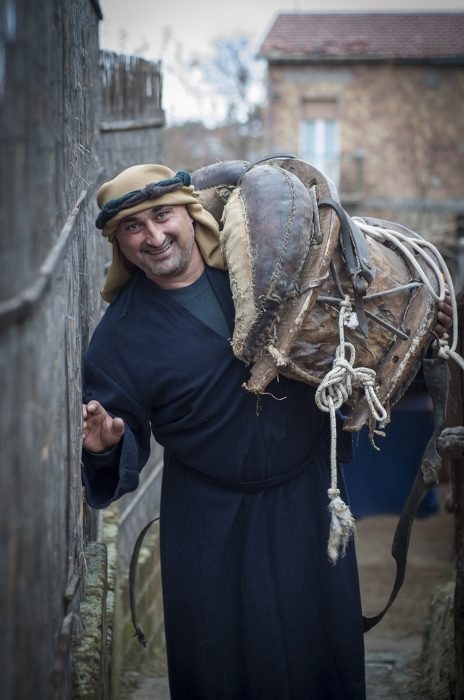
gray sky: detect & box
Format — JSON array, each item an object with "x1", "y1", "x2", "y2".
[{"x1": 99, "y1": 0, "x2": 464, "y2": 124}]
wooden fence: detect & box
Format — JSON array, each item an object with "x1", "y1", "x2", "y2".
[
  {"x1": 0, "y1": 1, "x2": 164, "y2": 698},
  {"x1": 100, "y1": 50, "x2": 164, "y2": 178}
]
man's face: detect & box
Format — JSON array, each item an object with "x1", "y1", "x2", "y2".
[{"x1": 115, "y1": 204, "x2": 196, "y2": 283}]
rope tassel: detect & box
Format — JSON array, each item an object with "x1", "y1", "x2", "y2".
[
  {"x1": 315, "y1": 296, "x2": 387, "y2": 564},
  {"x1": 327, "y1": 490, "x2": 356, "y2": 564},
  {"x1": 312, "y1": 219, "x2": 464, "y2": 563}
]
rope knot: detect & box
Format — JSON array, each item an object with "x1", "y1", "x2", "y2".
[
  {"x1": 340, "y1": 297, "x2": 352, "y2": 312},
  {"x1": 140, "y1": 182, "x2": 160, "y2": 199},
  {"x1": 314, "y1": 295, "x2": 387, "y2": 564},
  {"x1": 434, "y1": 333, "x2": 451, "y2": 360}
]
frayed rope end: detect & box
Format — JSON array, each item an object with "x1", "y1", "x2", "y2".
[{"x1": 327, "y1": 492, "x2": 356, "y2": 565}]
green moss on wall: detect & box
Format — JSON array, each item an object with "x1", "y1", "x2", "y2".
[{"x1": 72, "y1": 542, "x2": 109, "y2": 700}]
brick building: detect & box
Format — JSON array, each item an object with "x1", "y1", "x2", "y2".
[{"x1": 258, "y1": 13, "x2": 464, "y2": 261}]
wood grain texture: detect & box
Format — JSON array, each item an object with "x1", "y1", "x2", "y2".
[
  {"x1": 100, "y1": 51, "x2": 164, "y2": 179},
  {"x1": 0, "y1": 4, "x2": 163, "y2": 699},
  {"x1": 0, "y1": 3, "x2": 104, "y2": 698},
  {"x1": 446, "y1": 290, "x2": 464, "y2": 700}
]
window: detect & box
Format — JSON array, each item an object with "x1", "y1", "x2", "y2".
[{"x1": 299, "y1": 119, "x2": 340, "y2": 187}]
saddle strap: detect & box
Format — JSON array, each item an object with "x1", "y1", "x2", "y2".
[
  {"x1": 318, "y1": 198, "x2": 374, "y2": 285},
  {"x1": 318, "y1": 198, "x2": 373, "y2": 337},
  {"x1": 129, "y1": 515, "x2": 160, "y2": 646},
  {"x1": 362, "y1": 355, "x2": 449, "y2": 632}
]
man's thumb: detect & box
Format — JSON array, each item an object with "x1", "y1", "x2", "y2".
[{"x1": 112, "y1": 417, "x2": 125, "y2": 436}]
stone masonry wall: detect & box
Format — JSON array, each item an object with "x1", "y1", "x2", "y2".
[{"x1": 266, "y1": 62, "x2": 464, "y2": 241}]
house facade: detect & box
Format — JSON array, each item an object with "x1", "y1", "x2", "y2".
[{"x1": 258, "y1": 13, "x2": 464, "y2": 259}]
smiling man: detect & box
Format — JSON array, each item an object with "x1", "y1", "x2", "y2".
[
  {"x1": 116, "y1": 204, "x2": 201, "y2": 284},
  {"x1": 81, "y1": 164, "x2": 451, "y2": 700}
]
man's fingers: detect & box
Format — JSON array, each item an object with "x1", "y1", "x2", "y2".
[
  {"x1": 81, "y1": 401, "x2": 123, "y2": 452},
  {"x1": 438, "y1": 311, "x2": 452, "y2": 329},
  {"x1": 438, "y1": 299, "x2": 452, "y2": 312},
  {"x1": 438, "y1": 295, "x2": 453, "y2": 330},
  {"x1": 112, "y1": 417, "x2": 125, "y2": 437}
]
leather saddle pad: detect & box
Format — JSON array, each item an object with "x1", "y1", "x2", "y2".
[
  {"x1": 193, "y1": 157, "x2": 439, "y2": 432},
  {"x1": 220, "y1": 164, "x2": 313, "y2": 362}
]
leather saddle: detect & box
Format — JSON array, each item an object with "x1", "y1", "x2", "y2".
[{"x1": 192, "y1": 155, "x2": 439, "y2": 433}]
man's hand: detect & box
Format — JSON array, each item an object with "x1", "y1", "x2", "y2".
[
  {"x1": 82, "y1": 401, "x2": 125, "y2": 453},
  {"x1": 436, "y1": 286, "x2": 453, "y2": 338}
]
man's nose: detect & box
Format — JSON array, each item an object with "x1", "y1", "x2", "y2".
[{"x1": 145, "y1": 220, "x2": 167, "y2": 247}]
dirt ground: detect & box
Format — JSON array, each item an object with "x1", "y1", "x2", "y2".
[
  {"x1": 358, "y1": 483, "x2": 455, "y2": 699},
  {"x1": 358, "y1": 493, "x2": 453, "y2": 655},
  {"x1": 121, "y1": 484, "x2": 455, "y2": 700}
]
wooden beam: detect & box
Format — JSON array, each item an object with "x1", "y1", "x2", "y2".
[
  {"x1": 89, "y1": 0, "x2": 103, "y2": 20},
  {"x1": 100, "y1": 115, "x2": 165, "y2": 132},
  {"x1": 445, "y1": 289, "x2": 464, "y2": 700},
  {"x1": 48, "y1": 613, "x2": 74, "y2": 700},
  {"x1": 0, "y1": 170, "x2": 104, "y2": 331}
]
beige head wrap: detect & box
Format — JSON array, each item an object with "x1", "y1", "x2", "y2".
[{"x1": 96, "y1": 164, "x2": 225, "y2": 302}]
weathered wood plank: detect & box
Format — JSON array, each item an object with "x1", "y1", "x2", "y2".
[
  {"x1": 100, "y1": 116, "x2": 165, "y2": 132},
  {"x1": 0, "y1": 5, "x2": 165, "y2": 699},
  {"x1": 450, "y1": 292, "x2": 464, "y2": 700},
  {"x1": 0, "y1": 2, "x2": 106, "y2": 699},
  {"x1": 443, "y1": 289, "x2": 464, "y2": 700},
  {"x1": 100, "y1": 51, "x2": 165, "y2": 177}
]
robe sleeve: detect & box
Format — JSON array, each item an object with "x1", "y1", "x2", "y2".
[{"x1": 81, "y1": 356, "x2": 152, "y2": 509}]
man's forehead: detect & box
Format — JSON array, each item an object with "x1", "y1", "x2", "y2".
[{"x1": 120, "y1": 204, "x2": 172, "y2": 223}]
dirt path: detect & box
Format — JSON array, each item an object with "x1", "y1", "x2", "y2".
[
  {"x1": 358, "y1": 484, "x2": 454, "y2": 698},
  {"x1": 122, "y1": 485, "x2": 454, "y2": 700},
  {"x1": 358, "y1": 484, "x2": 454, "y2": 654}
]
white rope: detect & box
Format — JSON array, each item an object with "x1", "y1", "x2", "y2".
[
  {"x1": 435, "y1": 333, "x2": 464, "y2": 372},
  {"x1": 353, "y1": 218, "x2": 460, "y2": 354},
  {"x1": 315, "y1": 296, "x2": 388, "y2": 564},
  {"x1": 269, "y1": 218, "x2": 464, "y2": 564}
]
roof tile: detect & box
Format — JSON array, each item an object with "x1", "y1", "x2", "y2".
[{"x1": 259, "y1": 13, "x2": 464, "y2": 60}]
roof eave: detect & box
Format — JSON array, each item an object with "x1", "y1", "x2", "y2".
[{"x1": 257, "y1": 52, "x2": 464, "y2": 66}]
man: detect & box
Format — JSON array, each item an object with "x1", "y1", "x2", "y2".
[{"x1": 82, "y1": 164, "x2": 452, "y2": 700}]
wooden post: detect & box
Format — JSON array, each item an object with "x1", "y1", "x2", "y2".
[
  {"x1": 440, "y1": 289, "x2": 464, "y2": 699},
  {"x1": 453, "y1": 293, "x2": 464, "y2": 700}
]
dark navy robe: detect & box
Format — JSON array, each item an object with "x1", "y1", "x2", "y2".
[{"x1": 82, "y1": 267, "x2": 365, "y2": 700}]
